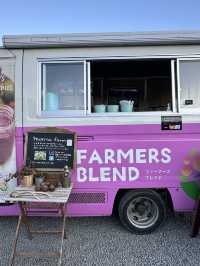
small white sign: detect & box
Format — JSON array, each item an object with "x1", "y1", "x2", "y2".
[{"x1": 67, "y1": 139, "x2": 72, "y2": 146}]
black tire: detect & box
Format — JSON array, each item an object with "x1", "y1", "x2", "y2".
[{"x1": 118, "y1": 189, "x2": 166, "y2": 234}]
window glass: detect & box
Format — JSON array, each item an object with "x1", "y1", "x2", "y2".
[
  {"x1": 179, "y1": 60, "x2": 200, "y2": 109},
  {"x1": 41, "y1": 62, "x2": 85, "y2": 114}
]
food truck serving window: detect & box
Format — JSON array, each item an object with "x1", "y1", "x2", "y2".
[
  {"x1": 41, "y1": 62, "x2": 86, "y2": 116},
  {"x1": 90, "y1": 59, "x2": 173, "y2": 113}
]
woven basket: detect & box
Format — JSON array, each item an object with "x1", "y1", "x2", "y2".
[{"x1": 22, "y1": 174, "x2": 34, "y2": 187}]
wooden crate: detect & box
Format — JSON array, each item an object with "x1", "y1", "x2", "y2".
[{"x1": 44, "y1": 172, "x2": 64, "y2": 187}]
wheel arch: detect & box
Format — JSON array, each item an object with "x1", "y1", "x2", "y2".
[{"x1": 112, "y1": 187, "x2": 174, "y2": 215}]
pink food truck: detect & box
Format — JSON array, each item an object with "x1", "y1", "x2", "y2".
[{"x1": 1, "y1": 31, "x2": 200, "y2": 234}]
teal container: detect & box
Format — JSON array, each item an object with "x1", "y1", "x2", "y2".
[
  {"x1": 94, "y1": 105, "x2": 106, "y2": 113},
  {"x1": 107, "y1": 105, "x2": 119, "y2": 112},
  {"x1": 35, "y1": 176, "x2": 45, "y2": 187},
  {"x1": 120, "y1": 100, "x2": 134, "y2": 112},
  {"x1": 46, "y1": 92, "x2": 59, "y2": 111}
]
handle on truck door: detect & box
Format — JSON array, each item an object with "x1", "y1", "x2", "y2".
[{"x1": 77, "y1": 136, "x2": 94, "y2": 141}]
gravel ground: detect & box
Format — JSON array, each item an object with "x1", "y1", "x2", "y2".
[{"x1": 0, "y1": 212, "x2": 199, "y2": 266}]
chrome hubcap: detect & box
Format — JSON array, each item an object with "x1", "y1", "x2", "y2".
[{"x1": 127, "y1": 196, "x2": 159, "y2": 229}]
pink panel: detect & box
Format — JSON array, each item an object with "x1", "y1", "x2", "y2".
[
  {"x1": 0, "y1": 204, "x2": 19, "y2": 216},
  {"x1": 4, "y1": 123, "x2": 200, "y2": 217},
  {"x1": 168, "y1": 188, "x2": 196, "y2": 211}
]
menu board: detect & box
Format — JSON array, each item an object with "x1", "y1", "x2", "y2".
[{"x1": 25, "y1": 128, "x2": 76, "y2": 170}]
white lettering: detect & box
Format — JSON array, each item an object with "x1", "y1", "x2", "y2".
[
  {"x1": 88, "y1": 168, "x2": 99, "y2": 182},
  {"x1": 136, "y1": 149, "x2": 147, "y2": 163},
  {"x1": 104, "y1": 149, "x2": 115, "y2": 163},
  {"x1": 148, "y1": 148, "x2": 159, "y2": 163},
  {"x1": 117, "y1": 149, "x2": 134, "y2": 163},
  {"x1": 100, "y1": 168, "x2": 111, "y2": 181},
  {"x1": 88, "y1": 150, "x2": 103, "y2": 164},
  {"x1": 77, "y1": 150, "x2": 87, "y2": 164},
  {"x1": 77, "y1": 167, "x2": 87, "y2": 182},
  {"x1": 128, "y1": 167, "x2": 140, "y2": 181},
  {"x1": 113, "y1": 167, "x2": 126, "y2": 181},
  {"x1": 161, "y1": 148, "x2": 171, "y2": 163}
]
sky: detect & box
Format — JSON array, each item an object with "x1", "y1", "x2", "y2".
[{"x1": 1, "y1": 0, "x2": 200, "y2": 44}]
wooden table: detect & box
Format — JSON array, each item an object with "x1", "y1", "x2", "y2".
[{"x1": 3, "y1": 186, "x2": 72, "y2": 266}]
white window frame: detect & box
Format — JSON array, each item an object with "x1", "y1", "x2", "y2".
[
  {"x1": 37, "y1": 60, "x2": 87, "y2": 117},
  {"x1": 171, "y1": 60, "x2": 177, "y2": 112},
  {"x1": 37, "y1": 58, "x2": 177, "y2": 118},
  {"x1": 177, "y1": 57, "x2": 200, "y2": 114},
  {"x1": 87, "y1": 61, "x2": 91, "y2": 114}
]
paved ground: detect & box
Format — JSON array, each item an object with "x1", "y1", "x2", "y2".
[{"x1": 0, "y1": 212, "x2": 199, "y2": 266}]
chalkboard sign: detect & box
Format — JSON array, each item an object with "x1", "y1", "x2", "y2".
[{"x1": 25, "y1": 128, "x2": 76, "y2": 170}]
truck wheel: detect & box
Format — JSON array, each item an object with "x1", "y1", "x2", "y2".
[{"x1": 118, "y1": 190, "x2": 166, "y2": 234}]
